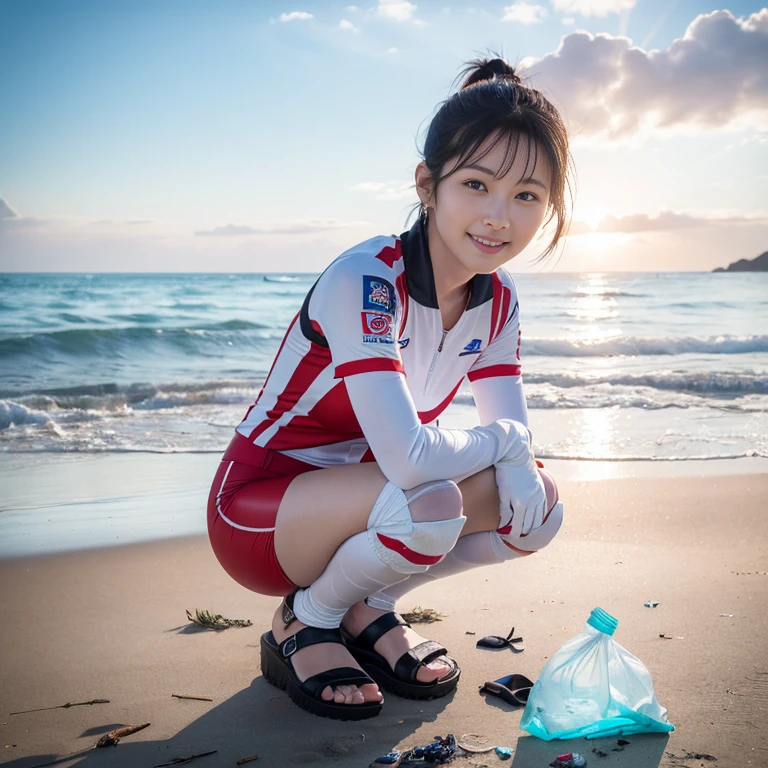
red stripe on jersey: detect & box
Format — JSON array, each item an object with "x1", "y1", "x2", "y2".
[
  {"x1": 361, "y1": 447, "x2": 376, "y2": 463},
  {"x1": 396, "y1": 272, "x2": 409, "y2": 337},
  {"x1": 335, "y1": 358, "x2": 405, "y2": 378},
  {"x1": 377, "y1": 533, "x2": 444, "y2": 565},
  {"x1": 516, "y1": 328, "x2": 522, "y2": 361},
  {"x1": 246, "y1": 312, "x2": 300, "y2": 423},
  {"x1": 375, "y1": 240, "x2": 403, "y2": 268},
  {"x1": 467, "y1": 364, "x2": 522, "y2": 382},
  {"x1": 417, "y1": 379, "x2": 462, "y2": 424},
  {"x1": 264, "y1": 380, "x2": 363, "y2": 449},
  {"x1": 490, "y1": 273, "x2": 503, "y2": 341},
  {"x1": 247, "y1": 338, "x2": 332, "y2": 442},
  {"x1": 499, "y1": 285, "x2": 511, "y2": 337}
]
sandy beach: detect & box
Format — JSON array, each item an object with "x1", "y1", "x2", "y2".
[{"x1": 1, "y1": 457, "x2": 767, "y2": 768}]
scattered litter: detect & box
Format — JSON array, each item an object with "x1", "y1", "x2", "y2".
[
  {"x1": 153, "y1": 751, "x2": 218, "y2": 766},
  {"x1": 172, "y1": 694, "x2": 214, "y2": 701},
  {"x1": 550, "y1": 753, "x2": 587, "y2": 768},
  {"x1": 97, "y1": 723, "x2": 151, "y2": 748},
  {"x1": 591, "y1": 748, "x2": 608, "y2": 757},
  {"x1": 644, "y1": 601, "x2": 660, "y2": 608},
  {"x1": 659, "y1": 634, "x2": 684, "y2": 640},
  {"x1": 10, "y1": 698, "x2": 110, "y2": 716},
  {"x1": 401, "y1": 607, "x2": 445, "y2": 624},
  {"x1": 719, "y1": 614, "x2": 734, "y2": 618},
  {"x1": 476, "y1": 626, "x2": 524, "y2": 652},
  {"x1": 465, "y1": 631, "x2": 476, "y2": 635},
  {"x1": 479, "y1": 674, "x2": 533, "y2": 707},
  {"x1": 494, "y1": 746, "x2": 513, "y2": 760},
  {"x1": 371, "y1": 735, "x2": 457, "y2": 766},
  {"x1": 186, "y1": 609, "x2": 252, "y2": 629},
  {"x1": 236, "y1": 757, "x2": 259, "y2": 765},
  {"x1": 372, "y1": 753, "x2": 401, "y2": 765},
  {"x1": 617, "y1": 740, "x2": 630, "y2": 746},
  {"x1": 457, "y1": 734, "x2": 493, "y2": 754}
]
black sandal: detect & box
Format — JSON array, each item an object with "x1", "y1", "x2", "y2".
[
  {"x1": 260, "y1": 592, "x2": 383, "y2": 720},
  {"x1": 345, "y1": 611, "x2": 460, "y2": 700}
]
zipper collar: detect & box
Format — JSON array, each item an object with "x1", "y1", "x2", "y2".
[{"x1": 399, "y1": 218, "x2": 494, "y2": 310}]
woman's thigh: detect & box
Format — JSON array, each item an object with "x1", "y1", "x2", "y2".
[{"x1": 274, "y1": 462, "x2": 389, "y2": 587}]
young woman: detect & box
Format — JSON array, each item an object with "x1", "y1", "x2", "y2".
[{"x1": 207, "y1": 57, "x2": 572, "y2": 720}]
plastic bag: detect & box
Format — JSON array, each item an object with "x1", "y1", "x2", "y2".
[{"x1": 520, "y1": 607, "x2": 675, "y2": 740}]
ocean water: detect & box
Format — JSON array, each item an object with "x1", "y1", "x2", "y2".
[{"x1": 1, "y1": 271, "x2": 766, "y2": 462}]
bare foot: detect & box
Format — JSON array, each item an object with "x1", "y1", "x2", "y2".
[
  {"x1": 341, "y1": 601, "x2": 453, "y2": 683},
  {"x1": 271, "y1": 603, "x2": 382, "y2": 706}
]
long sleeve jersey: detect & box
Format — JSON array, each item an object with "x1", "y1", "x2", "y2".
[{"x1": 230, "y1": 218, "x2": 527, "y2": 489}]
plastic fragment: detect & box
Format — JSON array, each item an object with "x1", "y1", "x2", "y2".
[
  {"x1": 550, "y1": 753, "x2": 587, "y2": 768},
  {"x1": 476, "y1": 626, "x2": 524, "y2": 651},
  {"x1": 644, "y1": 601, "x2": 659, "y2": 608},
  {"x1": 373, "y1": 753, "x2": 400, "y2": 765},
  {"x1": 494, "y1": 746, "x2": 513, "y2": 760}
]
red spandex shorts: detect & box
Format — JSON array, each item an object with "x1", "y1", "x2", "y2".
[{"x1": 207, "y1": 433, "x2": 319, "y2": 597}]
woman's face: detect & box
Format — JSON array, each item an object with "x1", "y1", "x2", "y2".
[{"x1": 418, "y1": 134, "x2": 552, "y2": 276}]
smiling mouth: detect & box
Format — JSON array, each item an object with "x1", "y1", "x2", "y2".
[{"x1": 469, "y1": 234, "x2": 507, "y2": 247}]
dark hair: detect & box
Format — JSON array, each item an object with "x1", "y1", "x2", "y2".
[{"x1": 418, "y1": 56, "x2": 573, "y2": 261}]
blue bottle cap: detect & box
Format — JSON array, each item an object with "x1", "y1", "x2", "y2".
[{"x1": 587, "y1": 607, "x2": 618, "y2": 635}]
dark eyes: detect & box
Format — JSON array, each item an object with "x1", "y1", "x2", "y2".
[{"x1": 463, "y1": 179, "x2": 538, "y2": 202}]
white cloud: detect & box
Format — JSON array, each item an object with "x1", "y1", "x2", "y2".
[
  {"x1": 387, "y1": 47, "x2": 398, "y2": 53},
  {"x1": 562, "y1": 16, "x2": 575, "y2": 25},
  {"x1": 195, "y1": 219, "x2": 367, "y2": 237},
  {"x1": 339, "y1": 19, "x2": 360, "y2": 32},
  {"x1": 520, "y1": 9, "x2": 768, "y2": 140},
  {"x1": 502, "y1": 2, "x2": 547, "y2": 25},
  {"x1": 553, "y1": 0, "x2": 635, "y2": 18},
  {"x1": 279, "y1": 11, "x2": 313, "y2": 22},
  {"x1": 0, "y1": 199, "x2": 19, "y2": 220},
  {"x1": 352, "y1": 180, "x2": 414, "y2": 201},
  {"x1": 346, "y1": 5, "x2": 358, "y2": 10},
  {"x1": 377, "y1": 0, "x2": 417, "y2": 22}
]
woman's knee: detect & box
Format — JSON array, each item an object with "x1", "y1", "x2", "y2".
[{"x1": 405, "y1": 479, "x2": 463, "y2": 523}]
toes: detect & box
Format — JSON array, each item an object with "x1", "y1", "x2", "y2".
[
  {"x1": 359, "y1": 682, "x2": 384, "y2": 703},
  {"x1": 415, "y1": 657, "x2": 452, "y2": 683}
]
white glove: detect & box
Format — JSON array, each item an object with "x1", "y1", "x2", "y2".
[{"x1": 490, "y1": 420, "x2": 547, "y2": 537}]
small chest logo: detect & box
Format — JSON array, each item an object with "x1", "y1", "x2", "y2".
[{"x1": 459, "y1": 339, "x2": 482, "y2": 356}]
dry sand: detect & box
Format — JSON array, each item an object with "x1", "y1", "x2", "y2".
[{"x1": 1, "y1": 470, "x2": 766, "y2": 767}]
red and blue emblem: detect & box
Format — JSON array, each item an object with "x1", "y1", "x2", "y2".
[
  {"x1": 362, "y1": 312, "x2": 394, "y2": 343},
  {"x1": 363, "y1": 275, "x2": 396, "y2": 314}
]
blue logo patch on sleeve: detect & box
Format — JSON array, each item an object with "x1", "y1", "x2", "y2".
[
  {"x1": 459, "y1": 339, "x2": 482, "y2": 356},
  {"x1": 363, "y1": 275, "x2": 396, "y2": 314}
]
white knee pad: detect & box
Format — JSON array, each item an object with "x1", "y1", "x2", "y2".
[
  {"x1": 368, "y1": 481, "x2": 466, "y2": 575},
  {"x1": 492, "y1": 500, "x2": 563, "y2": 558}
]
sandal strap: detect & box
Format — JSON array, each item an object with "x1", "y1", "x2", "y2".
[
  {"x1": 281, "y1": 588, "x2": 299, "y2": 627},
  {"x1": 393, "y1": 639, "x2": 449, "y2": 682},
  {"x1": 300, "y1": 667, "x2": 376, "y2": 698},
  {"x1": 280, "y1": 626, "x2": 345, "y2": 658},
  {"x1": 354, "y1": 611, "x2": 410, "y2": 650}
]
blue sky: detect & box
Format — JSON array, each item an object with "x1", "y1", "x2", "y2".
[{"x1": 1, "y1": 0, "x2": 766, "y2": 272}]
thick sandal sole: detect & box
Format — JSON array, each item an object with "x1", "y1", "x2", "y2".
[
  {"x1": 348, "y1": 645, "x2": 461, "y2": 700},
  {"x1": 260, "y1": 632, "x2": 383, "y2": 721}
]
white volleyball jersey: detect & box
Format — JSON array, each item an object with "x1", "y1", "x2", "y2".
[{"x1": 234, "y1": 219, "x2": 522, "y2": 468}]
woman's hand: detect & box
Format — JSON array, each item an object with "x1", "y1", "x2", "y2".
[{"x1": 491, "y1": 419, "x2": 547, "y2": 537}]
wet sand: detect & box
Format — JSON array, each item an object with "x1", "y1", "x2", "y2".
[{"x1": 1, "y1": 466, "x2": 767, "y2": 767}]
